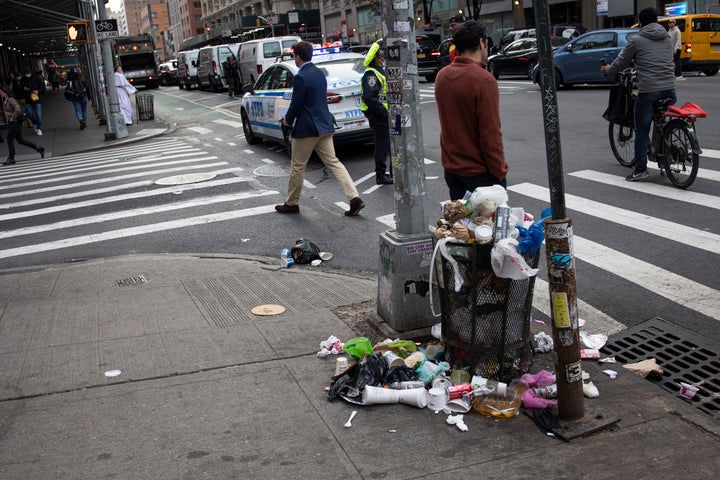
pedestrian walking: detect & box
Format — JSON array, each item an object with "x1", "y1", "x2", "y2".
[
  {"x1": 66, "y1": 71, "x2": 92, "y2": 129},
  {"x1": 222, "y1": 55, "x2": 241, "y2": 98},
  {"x1": 114, "y1": 66, "x2": 137, "y2": 125},
  {"x1": 601, "y1": 7, "x2": 676, "y2": 181},
  {"x1": 50, "y1": 70, "x2": 60, "y2": 92},
  {"x1": 668, "y1": 19, "x2": 683, "y2": 79},
  {"x1": 276, "y1": 41, "x2": 365, "y2": 216},
  {"x1": 1, "y1": 85, "x2": 45, "y2": 165},
  {"x1": 19, "y1": 66, "x2": 44, "y2": 135},
  {"x1": 361, "y1": 41, "x2": 393, "y2": 185},
  {"x1": 434, "y1": 20, "x2": 508, "y2": 201}
]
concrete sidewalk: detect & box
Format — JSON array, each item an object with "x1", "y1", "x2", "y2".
[{"x1": 1, "y1": 90, "x2": 718, "y2": 479}]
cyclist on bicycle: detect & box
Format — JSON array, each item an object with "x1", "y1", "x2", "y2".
[{"x1": 601, "y1": 7, "x2": 676, "y2": 182}]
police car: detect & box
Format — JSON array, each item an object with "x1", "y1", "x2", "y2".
[{"x1": 239, "y1": 46, "x2": 373, "y2": 155}]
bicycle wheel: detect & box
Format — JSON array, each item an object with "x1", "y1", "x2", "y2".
[
  {"x1": 608, "y1": 121, "x2": 635, "y2": 167},
  {"x1": 662, "y1": 120, "x2": 699, "y2": 189}
]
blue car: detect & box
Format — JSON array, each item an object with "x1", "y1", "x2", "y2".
[{"x1": 532, "y1": 28, "x2": 638, "y2": 87}]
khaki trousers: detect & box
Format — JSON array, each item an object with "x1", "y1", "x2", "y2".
[{"x1": 286, "y1": 134, "x2": 359, "y2": 206}]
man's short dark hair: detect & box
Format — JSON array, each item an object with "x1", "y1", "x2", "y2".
[
  {"x1": 638, "y1": 7, "x2": 658, "y2": 27},
  {"x1": 293, "y1": 41, "x2": 313, "y2": 62},
  {"x1": 453, "y1": 20, "x2": 487, "y2": 55}
]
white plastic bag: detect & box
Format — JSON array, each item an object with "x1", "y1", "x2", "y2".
[
  {"x1": 468, "y1": 185, "x2": 508, "y2": 216},
  {"x1": 490, "y1": 238, "x2": 538, "y2": 280}
]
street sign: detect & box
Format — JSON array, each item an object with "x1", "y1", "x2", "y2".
[{"x1": 94, "y1": 19, "x2": 119, "y2": 39}]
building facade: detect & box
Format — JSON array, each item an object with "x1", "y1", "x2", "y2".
[{"x1": 139, "y1": 2, "x2": 172, "y2": 60}]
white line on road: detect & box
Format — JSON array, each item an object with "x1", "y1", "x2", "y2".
[
  {"x1": 188, "y1": 126, "x2": 214, "y2": 135},
  {"x1": 569, "y1": 170, "x2": 720, "y2": 210},
  {"x1": 509, "y1": 182, "x2": 720, "y2": 254},
  {"x1": 0, "y1": 205, "x2": 277, "y2": 259},
  {"x1": 0, "y1": 169, "x2": 247, "y2": 213},
  {"x1": 0, "y1": 190, "x2": 278, "y2": 239},
  {"x1": 701, "y1": 148, "x2": 720, "y2": 159},
  {"x1": 213, "y1": 119, "x2": 244, "y2": 129}
]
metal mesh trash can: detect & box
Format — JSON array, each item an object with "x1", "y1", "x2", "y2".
[
  {"x1": 136, "y1": 93, "x2": 154, "y2": 121},
  {"x1": 437, "y1": 241, "x2": 540, "y2": 382}
]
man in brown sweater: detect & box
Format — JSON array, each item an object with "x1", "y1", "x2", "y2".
[{"x1": 435, "y1": 20, "x2": 508, "y2": 200}]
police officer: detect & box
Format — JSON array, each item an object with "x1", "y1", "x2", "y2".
[
  {"x1": 361, "y1": 42, "x2": 393, "y2": 185},
  {"x1": 223, "y1": 55, "x2": 241, "y2": 98}
]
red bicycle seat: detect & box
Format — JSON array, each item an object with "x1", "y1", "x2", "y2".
[{"x1": 666, "y1": 101, "x2": 708, "y2": 119}]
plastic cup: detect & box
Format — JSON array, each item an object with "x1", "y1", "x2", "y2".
[
  {"x1": 382, "y1": 351, "x2": 405, "y2": 368},
  {"x1": 427, "y1": 387, "x2": 448, "y2": 411},
  {"x1": 679, "y1": 382, "x2": 699, "y2": 399},
  {"x1": 334, "y1": 357, "x2": 348, "y2": 376}
]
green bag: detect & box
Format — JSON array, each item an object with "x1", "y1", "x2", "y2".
[{"x1": 342, "y1": 337, "x2": 373, "y2": 361}]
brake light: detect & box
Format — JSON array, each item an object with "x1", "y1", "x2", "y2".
[
  {"x1": 431, "y1": 51, "x2": 440, "y2": 57},
  {"x1": 257, "y1": 65, "x2": 263, "y2": 74},
  {"x1": 326, "y1": 92, "x2": 342, "y2": 104},
  {"x1": 685, "y1": 43, "x2": 692, "y2": 54},
  {"x1": 519, "y1": 57, "x2": 528, "y2": 61},
  {"x1": 212, "y1": 60, "x2": 217, "y2": 75}
]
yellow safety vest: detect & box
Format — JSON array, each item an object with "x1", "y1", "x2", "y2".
[{"x1": 360, "y1": 67, "x2": 388, "y2": 112}]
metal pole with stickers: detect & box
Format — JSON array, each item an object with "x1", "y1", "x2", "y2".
[{"x1": 377, "y1": 0, "x2": 435, "y2": 331}]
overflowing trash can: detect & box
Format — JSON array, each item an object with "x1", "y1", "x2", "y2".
[
  {"x1": 136, "y1": 93, "x2": 154, "y2": 121},
  {"x1": 436, "y1": 241, "x2": 540, "y2": 383}
]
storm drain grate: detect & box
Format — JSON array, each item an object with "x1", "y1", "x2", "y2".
[{"x1": 602, "y1": 317, "x2": 719, "y2": 420}]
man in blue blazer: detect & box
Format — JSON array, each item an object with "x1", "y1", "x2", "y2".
[{"x1": 277, "y1": 41, "x2": 365, "y2": 216}]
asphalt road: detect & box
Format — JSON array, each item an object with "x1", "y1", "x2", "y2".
[{"x1": 1, "y1": 73, "x2": 718, "y2": 345}]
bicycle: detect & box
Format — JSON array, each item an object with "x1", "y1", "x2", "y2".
[{"x1": 608, "y1": 68, "x2": 707, "y2": 189}]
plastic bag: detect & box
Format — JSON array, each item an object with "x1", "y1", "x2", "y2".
[
  {"x1": 342, "y1": 337, "x2": 373, "y2": 361},
  {"x1": 468, "y1": 185, "x2": 508, "y2": 216},
  {"x1": 290, "y1": 239, "x2": 321, "y2": 264},
  {"x1": 384, "y1": 365, "x2": 420, "y2": 384},
  {"x1": 386, "y1": 340, "x2": 417, "y2": 358},
  {"x1": 491, "y1": 238, "x2": 539, "y2": 280},
  {"x1": 327, "y1": 353, "x2": 387, "y2": 402}
]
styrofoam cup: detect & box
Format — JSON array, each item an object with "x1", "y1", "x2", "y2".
[
  {"x1": 362, "y1": 386, "x2": 400, "y2": 405},
  {"x1": 397, "y1": 388, "x2": 428, "y2": 408},
  {"x1": 382, "y1": 351, "x2": 405, "y2": 368},
  {"x1": 427, "y1": 387, "x2": 447, "y2": 411}
]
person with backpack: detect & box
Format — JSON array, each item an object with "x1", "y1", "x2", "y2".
[
  {"x1": 1, "y1": 85, "x2": 45, "y2": 165},
  {"x1": 66, "y1": 71, "x2": 92, "y2": 129}
]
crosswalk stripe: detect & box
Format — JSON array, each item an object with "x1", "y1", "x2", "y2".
[
  {"x1": 0, "y1": 151, "x2": 209, "y2": 186},
  {"x1": 0, "y1": 161, "x2": 227, "y2": 199},
  {"x1": 0, "y1": 190, "x2": 278, "y2": 239},
  {"x1": 701, "y1": 148, "x2": 720, "y2": 159},
  {"x1": 0, "y1": 173, "x2": 253, "y2": 219},
  {"x1": 213, "y1": 119, "x2": 244, "y2": 128},
  {"x1": 0, "y1": 168, "x2": 247, "y2": 212},
  {"x1": 40, "y1": 139, "x2": 186, "y2": 162},
  {"x1": 573, "y1": 235, "x2": 720, "y2": 321},
  {"x1": 645, "y1": 164, "x2": 720, "y2": 182},
  {"x1": 509, "y1": 182, "x2": 720, "y2": 254},
  {"x1": 532, "y1": 279, "x2": 626, "y2": 336},
  {"x1": 569, "y1": 170, "x2": 720, "y2": 210},
  {"x1": 0, "y1": 205, "x2": 277, "y2": 260},
  {"x1": 188, "y1": 126, "x2": 213, "y2": 134}
]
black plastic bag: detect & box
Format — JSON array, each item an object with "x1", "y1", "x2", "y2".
[
  {"x1": 602, "y1": 83, "x2": 635, "y2": 127},
  {"x1": 291, "y1": 239, "x2": 321, "y2": 264},
  {"x1": 384, "y1": 365, "x2": 420, "y2": 384},
  {"x1": 327, "y1": 353, "x2": 387, "y2": 402}
]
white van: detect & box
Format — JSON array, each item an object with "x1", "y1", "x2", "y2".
[
  {"x1": 238, "y1": 36, "x2": 300, "y2": 86},
  {"x1": 177, "y1": 49, "x2": 200, "y2": 90},
  {"x1": 197, "y1": 43, "x2": 241, "y2": 92}
]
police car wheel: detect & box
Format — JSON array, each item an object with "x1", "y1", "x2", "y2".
[{"x1": 241, "y1": 109, "x2": 262, "y2": 145}]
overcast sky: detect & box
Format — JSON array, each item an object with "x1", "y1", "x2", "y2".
[{"x1": 107, "y1": 0, "x2": 122, "y2": 11}]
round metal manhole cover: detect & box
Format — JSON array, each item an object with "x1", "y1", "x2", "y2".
[
  {"x1": 254, "y1": 165, "x2": 289, "y2": 177},
  {"x1": 155, "y1": 172, "x2": 218, "y2": 186}
]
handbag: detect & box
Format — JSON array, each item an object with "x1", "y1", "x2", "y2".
[
  {"x1": 64, "y1": 86, "x2": 75, "y2": 102},
  {"x1": 30, "y1": 92, "x2": 40, "y2": 102},
  {"x1": 602, "y1": 82, "x2": 635, "y2": 127}
]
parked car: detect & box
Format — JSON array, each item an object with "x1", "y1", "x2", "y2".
[
  {"x1": 415, "y1": 34, "x2": 440, "y2": 81},
  {"x1": 496, "y1": 28, "x2": 536, "y2": 52},
  {"x1": 197, "y1": 44, "x2": 241, "y2": 92},
  {"x1": 532, "y1": 28, "x2": 638, "y2": 87},
  {"x1": 239, "y1": 48, "x2": 373, "y2": 155},
  {"x1": 487, "y1": 36, "x2": 569, "y2": 79},
  {"x1": 177, "y1": 49, "x2": 200, "y2": 89},
  {"x1": 158, "y1": 60, "x2": 178, "y2": 86},
  {"x1": 346, "y1": 44, "x2": 371, "y2": 54},
  {"x1": 238, "y1": 36, "x2": 301, "y2": 86}
]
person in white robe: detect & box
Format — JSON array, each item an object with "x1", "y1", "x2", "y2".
[{"x1": 114, "y1": 66, "x2": 137, "y2": 125}]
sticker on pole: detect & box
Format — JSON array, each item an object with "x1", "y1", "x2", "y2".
[{"x1": 552, "y1": 292, "x2": 571, "y2": 328}]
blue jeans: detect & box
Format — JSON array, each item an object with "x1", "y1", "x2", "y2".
[
  {"x1": 73, "y1": 99, "x2": 88, "y2": 122},
  {"x1": 26, "y1": 103, "x2": 42, "y2": 130},
  {"x1": 633, "y1": 89, "x2": 676, "y2": 171}
]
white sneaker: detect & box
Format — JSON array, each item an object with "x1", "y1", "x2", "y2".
[
  {"x1": 36, "y1": 129, "x2": 42, "y2": 136},
  {"x1": 676, "y1": 76, "x2": 685, "y2": 81}
]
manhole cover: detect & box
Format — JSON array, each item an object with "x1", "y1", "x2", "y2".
[
  {"x1": 155, "y1": 172, "x2": 218, "y2": 185},
  {"x1": 602, "y1": 317, "x2": 719, "y2": 419},
  {"x1": 254, "y1": 165, "x2": 288, "y2": 177}
]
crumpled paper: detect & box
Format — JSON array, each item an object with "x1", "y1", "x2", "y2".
[
  {"x1": 446, "y1": 414, "x2": 468, "y2": 432},
  {"x1": 317, "y1": 335, "x2": 344, "y2": 357},
  {"x1": 534, "y1": 332, "x2": 554, "y2": 353},
  {"x1": 622, "y1": 358, "x2": 664, "y2": 378}
]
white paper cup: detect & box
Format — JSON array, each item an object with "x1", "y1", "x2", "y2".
[
  {"x1": 432, "y1": 376, "x2": 452, "y2": 389},
  {"x1": 679, "y1": 382, "x2": 699, "y2": 399},
  {"x1": 383, "y1": 351, "x2": 405, "y2": 368},
  {"x1": 398, "y1": 388, "x2": 428, "y2": 408},
  {"x1": 362, "y1": 386, "x2": 400, "y2": 405},
  {"x1": 335, "y1": 357, "x2": 348, "y2": 376},
  {"x1": 427, "y1": 387, "x2": 447, "y2": 411}
]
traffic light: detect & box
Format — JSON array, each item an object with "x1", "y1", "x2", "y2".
[{"x1": 67, "y1": 21, "x2": 92, "y2": 44}]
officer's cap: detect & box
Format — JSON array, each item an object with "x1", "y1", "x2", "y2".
[{"x1": 363, "y1": 42, "x2": 384, "y2": 67}]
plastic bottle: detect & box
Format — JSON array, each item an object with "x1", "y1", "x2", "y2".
[
  {"x1": 493, "y1": 205, "x2": 510, "y2": 243},
  {"x1": 388, "y1": 380, "x2": 426, "y2": 390}
]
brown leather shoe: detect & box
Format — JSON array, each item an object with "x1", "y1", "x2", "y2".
[
  {"x1": 275, "y1": 203, "x2": 300, "y2": 214},
  {"x1": 345, "y1": 197, "x2": 365, "y2": 217}
]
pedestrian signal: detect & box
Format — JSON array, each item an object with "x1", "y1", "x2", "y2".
[{"x1": 67, "y1": 21, "x2": 92, "y2": 44}]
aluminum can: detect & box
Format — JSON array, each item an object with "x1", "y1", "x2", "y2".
[{"x1": 447, "y1": 383, "x2": 473, "y2": 399}]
